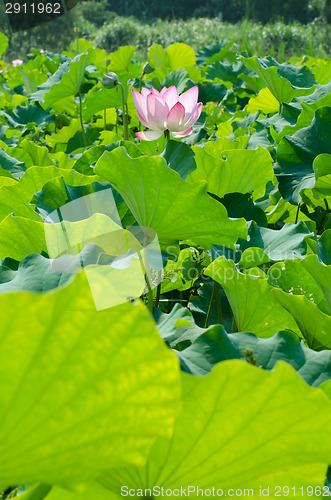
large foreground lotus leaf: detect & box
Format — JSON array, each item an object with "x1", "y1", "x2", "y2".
[
  {"x1": 0, "y1": 166, "x2": 100, "y2": 223},
  {"x1": 187, "y1": 146, "x2": 273, "y2": 201},
  {"x1": 31, "y1": 52, "x2": 92, "y2": 108},
  {"x1": 241, "y1": 56, "x2": 316, "y2": 103},
  {"x1": 275, "y1": 107, "x2": 331, "y2": 204},
  {"x1": 94, "y1": 147, "x2": 247, "y2": 249},
  {"x1": 205, "y1": 257, "x2": 300, "y2": 337},
  {"x1": 37, "y1": 482, "x2": 115, "y2": 500},
  {"x1": 0, "y1": 273, "x2": 180, "y2": 489},
  {"x1": 96, "y1": 361, "x2": 331, "y2": 499}
]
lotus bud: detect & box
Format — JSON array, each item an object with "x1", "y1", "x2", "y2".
[
  {"x1": 105, "y1": 59, "x2": 110, "y2": 68},
  {"x1": 302, "y1": 55, "x2": 308, "y2": 62},
  {"x1": 102, "y1": 72, "x2": 118, "y2": 89},
  {"x1": 142, "y1": 62, "x2": 154, "y2": 74}
]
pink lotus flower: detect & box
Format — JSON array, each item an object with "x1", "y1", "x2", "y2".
[
  {"x1": 12, "y1": 59, "x2": 23, "y2": 67},
  {"x1": 132, "y1": 85, "x2": 202, "y2": 141}
]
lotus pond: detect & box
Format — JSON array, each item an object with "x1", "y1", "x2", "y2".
[{"x1": 0, "y1": 32, "x2": 331, "y2": 499}]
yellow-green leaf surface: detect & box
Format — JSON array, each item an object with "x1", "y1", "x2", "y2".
[
  {"x1": 97, "y1": 361, "x2": 331, "y2": 499},
  {"x1": 148, "y1": 43, "x2": 196, "y2": 71},
  {"x1": 0, "y1": 273, "x2": 180, "y2": 488},
  {"x1": 205, "y1": 257, "x2": 300, "y2": 337},
  {"x1": 95, "y1": 148, "x2": 247, "y2": 249},
  {"x1": 247, "y1": 86, "x2": 280, "y2": 114}
]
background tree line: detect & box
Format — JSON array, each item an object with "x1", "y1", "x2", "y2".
[{"x1": 81, "y1": 0, "x2": 330, "y2": 24}]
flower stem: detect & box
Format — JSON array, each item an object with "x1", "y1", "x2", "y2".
[
  {"x1": 204, "y1": 281, "x2": 216, "y2": 328},
  {"x1": 164, "y1": 129, "x2": 170, "y2": 141},
  {"x1": 295, "y1": 202, "x2": 301, "y2": 224},
  {"x1": 138, "y1": 73, "x2": 144, "y2": 133},
  {"x1": 214, "y1": 282, "x2": 223, "y2": 325},
  {"x1": 103, "y1": 109, "x2": 107, "y2": 130},
  {"x1": 155, "y1": 282, "x2": 161, "y2": 309},
  {"x1": 78, "y1": 92, "x2": 87, "y2": 147},
  {"x1": 231, "y1": 315, "x2": 237, "y2": 333},
  {"x1": 118, "y1": 82, "x2": 129, "y2": 141}
]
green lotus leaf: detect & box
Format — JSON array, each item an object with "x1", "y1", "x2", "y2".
[
  {"x1": 31, "y1": 178, "x2": 123, "y2": 220},
  {"x1": 269, "y1": 255, "x2": 331, "y2": 315},
  {"x1": 109, "y1": 46, "x2": 137, "y2": 73},
  {"x1": 94, "y1": 147, "x2": 247, "y2": 249},
  {"x1": 0, "y1": 148, "x2": 26, "y2": 179},
  {"x1": 0, "y1": 33, "x2": 8, "y2": 58},
  {"x1": 213, "y1": 220, "x2": 314, "y2": 269},
  {"x1": 197, "y1": 82, "x2": 228, "y2": 104},
  {"x1": 196, "y1": 41, "x2": 235, "y2": 65},
  {"x1": 31, "y1": 52, "x2": 93, "y2": 108},
  {"x1": 0, "y1": 273, "x2": 180, "y2": 488},
  {"x1": 205, "y1": 257, "x2": 300, "y2": 337},
  {"x1": 306, "y1": 228, "x2": 331, "y2": 265},
  {"x1": 45, "y1": 119, "x2": 81, "y2": 147},
  {"x1": 162, "y1": 69, "x2": 190, "y2": 94},
  {"x1": 296, "y1": 80, "x2": 331, "y2": 110},
  {"x1": 20, "y1": 139, "x2": 54, "y2": 167},
  {"x1": 73, "y1": 141, "x2": 145, "y2": 176},
  {"x1": 187, "y1": 146, "x2": 273, "y2": 201},
  {"x1": 0, "y1": 166, "x2": 100, "y2": 223},
  {"x1": 161, "y1": 140, "x2": 196, "y2": 180},
  {"x1": 275, "y1": 107, "x2": 331, "y2": 204},
  {"x1": 0, "y1": 215, "x2": 46, "y2": 260},
  {"x1": 241, "y1": 56, "x2": 316, "y2": 103},
  {"x1": 149, "y1": 43, "x2": 196, "y2": 71},
  {"x1": 206, "y1": 60, "x2": 248, "y2": 85},
  {"x1": 12, "y1": 484, "x2": 52, "y2": 500},
  {"x1": 247, "y1": 87, "x2": 280, "y2": 114},
  {"x1": 218, "y1": 192, "x2": 268, "y2": 226},
  {"x1": 0, "y1": 253, "x2": 72, "y2": 293},
  {"x1": 0, "y1": 105, "x2": 54, "y2": 129},
  {"x1": 98, "y1": 361, "x2": 331, "y2": 497},
  {"x1": 82, "y1": 88, "x2": 122, "y2": 122},
  {"x1": 312, "y1": 153, "x2": 331, "y2": 198},
  {"x1": 272, "y1": 288, "x2": 331, "y2": 351},
  {"x1": 39, "y1": 482, "x2": 115, "y2": 500},
  {"x1": 169, "y1": 321, "x2": 331, "y2": 386}
]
